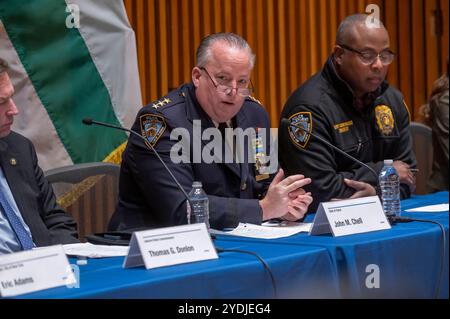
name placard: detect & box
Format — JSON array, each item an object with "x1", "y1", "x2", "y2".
[
  {"x1": 309, "y1": 196, "x2": 391, "y2": 237},
  {"x1": 123, "y1": 223, "x2": 218, "y2": 269},
  {"x1": 0, "y1": 245, "x2": 76, "y2": 297}
]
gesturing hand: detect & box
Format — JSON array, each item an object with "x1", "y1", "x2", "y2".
[{"x1": 259, "y1": 168, "x2": 312, "y2": 221}]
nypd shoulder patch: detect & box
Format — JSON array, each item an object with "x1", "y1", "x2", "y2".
[
  {"x1": 139, "y1": 114, "x2": 166, "y2": 147},
  {"x1": 287, "y1": 112, "x2": 313, "y2": 149}
]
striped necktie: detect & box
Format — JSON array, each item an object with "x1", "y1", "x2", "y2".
[{"x1": 0, "y1": 185, "x2": 34, "y2": 250}]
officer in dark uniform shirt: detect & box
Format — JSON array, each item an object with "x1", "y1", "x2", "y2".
[
  {"x1": 279, "y1": 14, "x2": 416, "y2": 212},
  {"x1": 109, "y1": 33, "x2": 312, "y2": 231}
]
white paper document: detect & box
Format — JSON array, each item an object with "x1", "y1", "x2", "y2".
[
  {"x1": 62, "y1": 243, "x2": 129, "y2": 258},
  {"x1": 405, "y1": 203, "x2": 449, "y2": 213},
  {"x1": 210, "y1": 222, "x2": 312, "y2": 239}
]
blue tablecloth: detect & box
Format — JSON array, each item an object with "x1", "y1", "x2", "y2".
[
  {"x1": 20, "y1": 240, "x2": 337, "y2": 299},
  {"x1": 13, "y1": 192, "x2": 449, "y2": 299},
  {"x1": 217, "y1": 191, "x2": 449, "y2": 298}
]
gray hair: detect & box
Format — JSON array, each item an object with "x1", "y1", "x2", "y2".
[
  {"x1": 196, "y1": 32, "x2": 256, "y2": 69},
  {"x1": 0, "y1": 58, "x2": 8, "y2": 74},
  {"x1": 336, "y1": 14, "x2": 385, "y2": 45}
]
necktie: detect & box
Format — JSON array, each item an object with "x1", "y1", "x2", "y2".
[
  {"x1": 218, "y1": 122, "x2": 228, "y2": 141},
  {"x1": 0, "y1": 185, "x2": 34, "y2": 250},
  {"x1": 218, "y1": 122, "x2": 234, "y2": 160}
]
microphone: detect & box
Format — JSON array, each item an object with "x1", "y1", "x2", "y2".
[
  {"x1": 82, "y1": 118, "x2": 193, "y2": 211},
  {"x1": 281, "y1": 117, "x2": 410, "y2": 224},
  {"x1": 280, "y1": 118, "x2": 378, "y2": 179}
]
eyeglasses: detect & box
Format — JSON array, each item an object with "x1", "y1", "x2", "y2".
[
  {"x1": 339, "y1": 44, "x2": 395, "y2": 65},
  {"x1": 200, "y1": 67, "x2": 254, "y2": 97}
]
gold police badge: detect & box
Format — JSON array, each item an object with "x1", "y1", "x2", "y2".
[{"x1": 374, "y1": 105, "x2": 395, "y2": 135}]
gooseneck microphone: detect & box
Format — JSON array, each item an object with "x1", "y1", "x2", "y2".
[
  {"x1": 281, "y1": 117, "x2": 412, "y2": 224},
  {"x1": 281, "y1": 118, "x2": 378, "y2": 179},
  {"x1": 82, "y1": 118, "x2": 193, "y2": 210}
]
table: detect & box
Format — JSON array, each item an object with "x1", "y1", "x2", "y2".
[
  {"x1": 13, "y1": 192, "x2": 449, "y2": 299},
  {"x1": 20, "y1": 240, "x2": 337, "y2": 299},
  {"x1": 218, "y1": 191, "x2": 449, "y2": 298}
]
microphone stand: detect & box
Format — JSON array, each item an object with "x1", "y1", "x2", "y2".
[
  {"x1": 82, "y1": 118, "x2": 194, "y2": 211},
  {"x1": 280, "y1": 118, "x2": 409, "y2": 223},
  {"x1": 281, "y1": 118, "x2": 378, "y2": 179}
]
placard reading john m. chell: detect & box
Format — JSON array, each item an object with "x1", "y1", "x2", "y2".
[{"x1": 309, "y1": 196, "x2": 391, "y2": 237}]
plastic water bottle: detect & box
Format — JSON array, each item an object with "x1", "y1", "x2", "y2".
[
  {"x1": 379, "y1": 159, "x2": 401, "y2": 217},
  {"x1": 187, "y1": 181, "x2": 210, "y2": 229}
]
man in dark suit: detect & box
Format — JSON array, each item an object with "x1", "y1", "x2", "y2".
[
  {"x1": 109, "y1": 33, "x2": 313, "y2": 231},
  {"x1": 0, "y1": 58, "x2": 78, "y2": 254}
]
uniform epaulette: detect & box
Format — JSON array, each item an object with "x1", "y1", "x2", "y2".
[
  {"x1": 150, "y1": 97, "x2": 173, "y2": 110},
  {"x1": 247, "y1": 95, "x2": 263, "y2": 106},
  {"x1": 150, "y1": 90, "x2": 188, "y2": 110}
]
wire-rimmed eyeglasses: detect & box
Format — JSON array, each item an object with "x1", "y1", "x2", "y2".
[
  {"x1": 200, "y1": 67, "x2": 254, "y2": 97},
  {"x1": 339, "y1": 44, "x2": 395, "y2": 65}
]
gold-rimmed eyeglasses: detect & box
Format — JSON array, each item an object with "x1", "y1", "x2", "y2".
[{"x1": 200, "y1": 67, "x2": 254, "y2": 97}]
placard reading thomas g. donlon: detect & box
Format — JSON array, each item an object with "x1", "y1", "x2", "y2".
[
  {"x1": 123, "y1": 223, "x2": 218, "y2": 270},
  {"x1": 0, "y1": 245, "x2": 76, "y2": 297}
]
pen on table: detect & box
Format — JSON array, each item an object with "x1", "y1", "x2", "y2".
[{"x1": 267, "y1": 218, "x2": 284, "y2": 224}]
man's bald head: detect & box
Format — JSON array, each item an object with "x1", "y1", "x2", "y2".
[
  {"x1": 336, "y1": 14, "x2": 386, "y2": 46},
  {"x1": 333, "y1": 14, "x2": 391, "y2": 98}
]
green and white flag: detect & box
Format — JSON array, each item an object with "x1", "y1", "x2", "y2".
[{"x1": 0, "y1": 0, "x2": 141, "y2": 170}]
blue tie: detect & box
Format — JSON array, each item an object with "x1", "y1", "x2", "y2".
[{"x1": 0, "y1": 185, "x2": 34, "y2": 250}]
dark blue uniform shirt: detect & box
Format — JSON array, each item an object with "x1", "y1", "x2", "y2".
[{"x1": 109, "y1": 83, "x2": 272, "y2": 230}]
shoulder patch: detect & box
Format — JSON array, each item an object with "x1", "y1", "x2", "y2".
[
  {"x1": 374, "y1": 104, "x2": 395, "y2": 135},
  {"x1": 139, "y1": 114, "x2": 166, "y2": 147},
  {"x1": 287, "y1": 112, "x2": 312, "y2": 149},
  {"x1": 247, "y1": 95, "x2": 262, "y2": 105}
]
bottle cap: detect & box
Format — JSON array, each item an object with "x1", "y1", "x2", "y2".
[
  {"x1": 384, "y1": 159, "x2": 393, "y2": 165},
  {"x1": 192, "y1": 181, "x2": 202, "y2": 187},
  {"x1": 76, "y1": 256, "x2": 88, "y2": 266}
]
